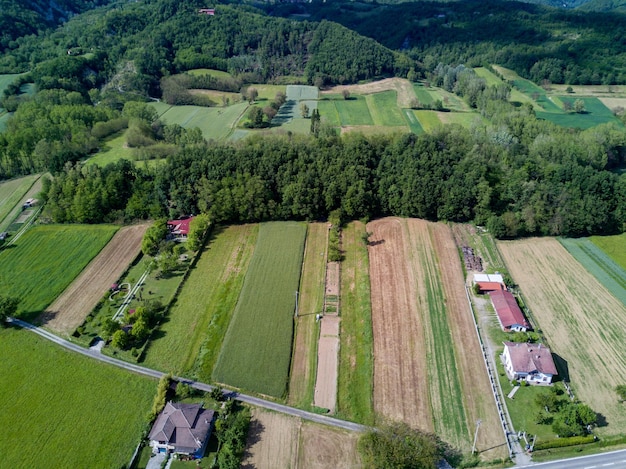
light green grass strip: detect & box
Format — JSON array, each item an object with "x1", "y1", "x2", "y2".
[
  {"x1": 473, "y1": 67, "x2": 503, "y2": 86},
  {"x1": 335, "y1": 96, "x2": 374, "y2": 126},
  {"x1": 318, "y1": 100, "x2": 341, "y2": 126},
  {"x1": 0, "y1": 328, "x2": 155, "y2": 468},
  {"x1": 366, "y1": 91, "x2": 406, "y2": 126},
  {"x1": 213, "y1": 221, "x2": 307, "y2": 397},
  {"x1": 415, "y1": 110, "x2": 442, "y2": 132}
]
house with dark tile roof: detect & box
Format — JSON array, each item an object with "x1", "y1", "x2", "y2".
[{"x1": 148, "y1": 402, "x2": 215, "y2": 457}]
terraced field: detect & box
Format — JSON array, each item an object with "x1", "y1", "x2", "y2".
[
  {"x1": 499, "y1": 237, "x2": 626, "y2": 436},
  {"x1": 213, "y1": 221, "x2": 306, "y2": 397}
]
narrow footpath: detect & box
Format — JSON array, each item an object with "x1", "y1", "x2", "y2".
[{"x1": 8, "y1": 317, "x2": 367, "y2": 433}]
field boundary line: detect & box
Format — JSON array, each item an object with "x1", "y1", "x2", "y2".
[
  {"x1": 224, "y1": 103, "x2": 250, "y2": 140},
  {"x1": 8, "y1": 317, "x2": 368, "y2": 432},
  {"x1": 8, "y1": 206, "x2": 43, "y2": 245},
  {"x1": 464, "y1": 285, "x2": 516, "y2": 460}
]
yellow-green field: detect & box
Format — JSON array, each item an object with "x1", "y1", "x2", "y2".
[{"x1": 0, "y1": 174, "x2": 39, "y2": 228}]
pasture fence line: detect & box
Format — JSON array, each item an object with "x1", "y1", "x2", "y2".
[{"x1": 464, "y1": 285, "x2": 514, "y2": 460}]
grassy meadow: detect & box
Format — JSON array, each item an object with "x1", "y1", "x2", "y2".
[
  {"x1": 87, "y1": 130, "x2": 134, "y2": 167},
  {"x1": 150, "y1": 101, "x2": 248, "y2": 140},
  {"x1": 288, "y1": 223, "x2": 328, "y2": 408},
  {"x1": 414, "y1": 110, "x2": 443, "y2": 132},
  {"x1": 187, "y1": 68, "x2": 233, "y2": 79},
  {"x1": 142, "y1": 225, "x2": 258, "y2": 378},
  {"x1": 0, "y1": 327, "x2": 155, "y2": 468},
  {"x1": 365, "y1": 91, "x2": 406, "y2": 126},
  {"x1": 0, "y1": 174, "x2": 39, "y2": 227},
  {"x1": 0, "y1": 225, "x2": 118, "y2": 321},
  {"x1": 213, "y1": 221, "x2": 307, "y2": 397},
  {"x1": 337, "y1": 221, "x2": 374, "y2": 424},
  {"x1": 403, "y1": 109, "x2": 424, "y2": 134}
]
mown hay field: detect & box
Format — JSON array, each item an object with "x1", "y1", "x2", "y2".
[
  {"x1": 365, "y1": 91, "x2": 406, "y2": 126},
  {"x1": 498, "y1": 238, "x2": 626, "y2": 436},
  {"x1": 334, "y1": 96, "x2": 374, "y2": 126},
  {"x1": 0, "y1": 225, "x2": 118, "y2": 321},
  {"x1": 142, "y1": 225, "x2": 258, "y2": 377},
  {"x1": 0, "y1": 328, "x2": 155, "y2": 468},
  {"x1": 414, "y1": 110, "x2": 442, "y2": 132},
  {"x1": 0, "y1": 174, "x2": 39, "y2": 226},
  {"x1": 367, "y1": 218, "x2": 505, "y2": 455},
  {"x1": 561, "y1": 236, "x2": 626, "y2": 306},
  {"x1": 337, "y1": 221, "x2": 374, "y2": 424},
  {"x1": 403, "y1": 109, "x2": 424, "y2": 134},
  {"x1": 289, "y1": 223, "x2": 328, "y2": 408},
  {"x1": 213, "y1": 221, "x2": 306, "y2": 397},
  {"x1": 150, "y1": 102, "x2": 248, "y2": 140}
]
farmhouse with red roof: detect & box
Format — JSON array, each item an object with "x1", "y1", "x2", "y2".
[
  {"x1": 489, "y1": 289, "x2": 531, "y2": 332},
  {"x1": 502, "y1": 342, "x2": 558, "y2": 385},
  {"x1": 167, "y1": 216, "x2": 194, "y2": 240}
]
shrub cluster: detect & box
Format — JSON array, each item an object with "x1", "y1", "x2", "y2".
[{"x1": 534, "y1": 435, "x2": 596, "y2": 451}]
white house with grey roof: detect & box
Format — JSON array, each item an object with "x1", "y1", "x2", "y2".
[{"x1": 148, "y1": 402, "x2": 215, "y2": 457}]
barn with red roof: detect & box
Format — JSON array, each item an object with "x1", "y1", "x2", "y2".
[
  {"x1": 489, "y1": 289, "x2": 531, "y2": 332},
  {"x1": 167, "y1": 216, "x2": 194, "y2": 239}
]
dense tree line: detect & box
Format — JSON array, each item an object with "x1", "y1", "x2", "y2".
[{"x1": 41, "y1": 109, "x2": 626, "y2": 238}]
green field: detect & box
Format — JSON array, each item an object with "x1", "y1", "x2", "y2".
[
  {"x1": 334, "y1": 96, "x2": 374, "y2": 126},
  {"x1": 87, "y1": 130, "x2": 134, "y2": 167},
  {"x1": 414, "y1": 110, "x2": 442, "y2": 132},
  {"x1": 474, "y1": 67, "x2": 502, "y2": 86},
  {"x1": 187, "y1": 68, "x2": 232, "y2": 78},
  {"x1": 142, "y1": 225, "x2": 258, "y2": 378},
  {"x1": 337, "y1": 221, "x2": 374, "y2": 424},
  {"x1": 413, "y1": 83, "x2": 435, "y2": 105},
  {"x1": 150, "y1": 102, "x2": 248, "y2": 140},
  {"x1": 403, "y1": 109, "x2": 424, "y2": 134},
  {"x1": 0, "y1": 225, "x2": 118, "y2": 321},
  {"x1": 537, "y1": 97, "x2": 621, "y2": 129},
  {"x1": 0, "y1": 174, "x2": 39, "y2": 227},
  {"x1": 366, "y1": 91, "x2": 406, "y2": 126},
  {"x1": 289, "y1": 223, "x2": 327, "y2": 408},
  {"x1": 318, "y1": 99, "x2": 341, "y2": 126},
  {"x1": 560, "y1": 236, "x2": 626, "y2": 306},
  {"x1": 0, "y1": 328, "x2": 155, "y2": 468},
  {"x1": 213, "y1": 221, "x2": 306, "y2": 397}
]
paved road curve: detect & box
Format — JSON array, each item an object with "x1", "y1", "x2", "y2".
[
  {"x1": 514, "y1": 449, "x2": 626, "y2": 469},
  {"x1": 9, "y1": 318, "x2": 367, "y2": 433}
]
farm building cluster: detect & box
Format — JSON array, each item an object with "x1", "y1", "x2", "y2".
[{"x1": 472, "y1": 273, "x2": 558, "y2": 385}]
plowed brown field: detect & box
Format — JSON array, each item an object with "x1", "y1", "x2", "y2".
[
  {"x1": 42, "y1": 223, "x2": 149, "y2": 334},
  {"x1": 242, "y1": 408, "x2": 361, "y2": 469},
  {"x1": 499, "y1": 238, "x2": 626, "y2": 435}
]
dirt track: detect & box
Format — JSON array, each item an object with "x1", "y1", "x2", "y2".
[
  {"x1": 42, "y1": 224, "x2": 149, "y2": 334},
  {"x1": 367, "y1": 217, "x2": 432, "y2": 429},
  {"x1": 314, "y1": 316, "x2": 340, "y2": 412},
  {"x1": 242, "y1": 408, "x2": 361, "y2": 469}
]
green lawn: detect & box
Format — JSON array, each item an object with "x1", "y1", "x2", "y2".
[
  {"x1": 337, "y1": 221, "x2": 374, "y2": 424},
  {"x1": 366, "y1": 91, "x2": 406, "y2": 126},
  {"x1": 0, "y1": 174, "x2": 39, "y2": 227},
  {"x1": 213, "y1": 221, "x2": 306, "y2": 397},
  {"x1": 87, "y1": 130, "x2": 134, "y2": 167},
  {"x1": 334, "y1": 96, "x2": 374, "y2": 126},
  {"x1": 151, "y1": 102, "x2": 248, "y2": 140},
  {"x1": 0, "y1": 225, "x2": 118, "y2": 321},
  {"x1": 142, "y1": 225, "x2": 258, "y2": 378},
  {"x1": 560, "y1": 236, "x2": 626, "y2": 307},
  {"x1": 403, "y1": 109, "x2": 424, "y2": 134},
  {"x1": 414, "y1": 110, "x2": 442, "y2": 132},
  {"x1": 0, "y1": 327, "x2": 155, "y2": 468}
]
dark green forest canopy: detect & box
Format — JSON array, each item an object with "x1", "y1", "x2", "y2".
[
  {"x1": 41, "y1": 117, "x2": 626, "y2": 239},
  {"x1": 269, "y1": 0, "x2": 626, "y2": 85}
]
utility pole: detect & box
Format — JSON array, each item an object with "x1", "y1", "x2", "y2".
[
  {"x1": 472, "y1": 419, "x2": 482, "y2": 455},
  {"x1": 295, "y1": 290, "x2": 299, "y2": 318}
]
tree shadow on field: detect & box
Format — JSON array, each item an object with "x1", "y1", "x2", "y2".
[
  {"x1": 240, "y1": 418, "x2": 266, "y2": 469},
  {"x1": 25, "y1": 309, "x2": 55, "y2": 325},
  {"x1": 595, "y1": 412, "x2": 608, "y2": 428},
  {"x1": 552, "y1": 353, "x2": 569, "y2": 383}
]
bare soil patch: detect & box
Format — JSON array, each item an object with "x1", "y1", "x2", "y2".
[
  {"x1": 242, "y1": 409, "x2": 300, "y2": 469},
  {"x1": 430, "y1": 223, "x2": 507, "y2": 458},
  {"x1": 314, "y1": 315, "x2": 340, "y2": 412},
  {"x1": 323, "y1": 77, "x2": 416, "y2": 108},
  {"x1": 325, "y1": 261, "x2": 340, "y2": 297},
  {"x1": 367, "y1": 217, "x2": 432, "y2": 429},
  {"x1": 242, "y1": 408, "x2": 361, "y2": 469},
  {"x1": 598, "y1": 97, "x2": 626, "y2": 111},
  {"x1": 299, "y1": 421, "x2": 361, "y2": 468},
  {"x1": 42, "y1": 224, "x2": 149, "y2": 334},
  {"x1": 498, "y1": 238, "x2": 626, "y2": 435}
]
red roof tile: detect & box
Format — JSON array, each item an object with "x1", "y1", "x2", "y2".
[
  {"x1": 504, "y1": 342, "x2": 558, "y2": 375},
  {"x1": 477, "y1": 281, "x2": 504, "y2": 292},
  {"x1": 167, "y1": 216, "x2": 194, "y2": 236},
  {"x1": 489, "y1": 289, "x2": 530, "y2": 330}
]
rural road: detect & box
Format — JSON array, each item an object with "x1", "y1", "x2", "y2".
[
  {"x1": 9, "y1": 318, "x2": 368, "y2": 433},
  {"x1": 513, "y1": 448, "x2": 626, "y2": 469}
]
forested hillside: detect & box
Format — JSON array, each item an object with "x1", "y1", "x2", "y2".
[
  {"x1": 0, "y1": 0, "x2": 112, "y2": 53},
  {"x1": 271, "y1": 0, "x2": 626, "y2": 85}
]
